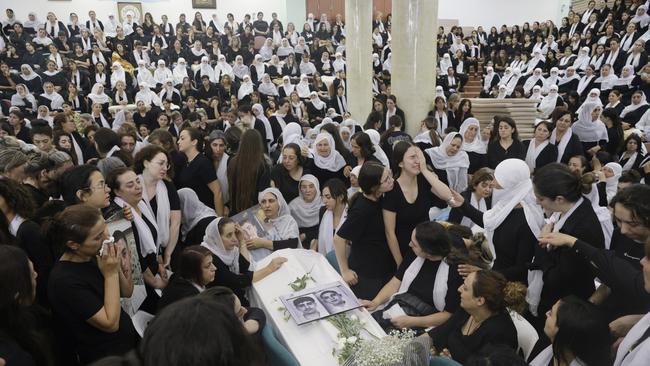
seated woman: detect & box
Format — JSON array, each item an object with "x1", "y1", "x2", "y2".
[
  {"x1": 47, "y1": 204, "x2": 137, "y2": 364},
  {"x1": 448, "y1": 168, "x2": 494, "y2": 229},
  {"x1": 424, "y1": 269, "x2": 523, "y2": 365},
  {"x1": 425, "y1": 132, "x2": 470, "y2": 193},
  {"x1": 529, "y1": 296, "x2": 609, "y2": 366},
  {"x1": 200, "y1": 286, "x2": 267, "y2": 337},
  {"x1": 459, "y1": 118, "x2": 488, "y2": 175},
  {"x1": 243, "y1": 188, "x2": 301, "y2": 262},
  {"x1": 200, "y1": 217, "x2": 287, "y2": 306},
  {"x1": 158, "y1": 245, "x2": 216, "y2": 311},
  {"x1": 362, "y1": 222, "x2": 463, "y2": 334},
  {"x1": 618, "y1": 134, "x2": 645, "y2": 173},
  {"x1": 523, "y1": 120, "x2": 558, "y2": 172},
  {"x1": 289, "y1": 174, "x2": 322, "y2": 247},
  {"x1": 486, "y1": 116, "x2": 525, "y2": 169},
  {"x1": 178, "y1": 188, "x2": 217, "y2": 247},
  {"x1": 315, "y1": 178, "x2": 348, "y2": 255}
]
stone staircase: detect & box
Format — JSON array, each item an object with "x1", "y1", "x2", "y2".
[{"x1": 460, "y1": 64, "x2": 483, "y2": 99}]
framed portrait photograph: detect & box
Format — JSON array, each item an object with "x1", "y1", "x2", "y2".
[
  {"x1": 280, "y1": 281, "x2": 361, "y2": 325},
  {"x1": 117, "y1": 2, "x2": 144, "y2": 24},
  {"x1": 193, "y1": 0, "x2": 216, "y2": 9}
]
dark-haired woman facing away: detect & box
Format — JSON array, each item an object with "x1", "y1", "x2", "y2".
[
  {"x1": 47, "y1": 204, "x2": 136, "y2": 364},
  {"x1": 334, "y1": 162, "x2": 396, "y2": 299},
  {"x1": 228, "y1": 129, "x2": 272, "y2": 214}
]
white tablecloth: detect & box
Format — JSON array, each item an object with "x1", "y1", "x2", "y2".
[{"x1": 250, "y1": 249, "x2": 386, "y2": 366}]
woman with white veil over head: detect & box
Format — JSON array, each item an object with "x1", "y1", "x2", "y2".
[
  {"x1": 448, "y1": 159, "x2": 544, "y2": 283},
  {"x1": 572, "y1": 101, "x2": 609, "y2": 154},
  {"x1": 173, "y1": 58, "x2": 189, "y2": 86},
  {"x1": 576, "y1": 88, "x2": 603, "y2": 115},
  {"x1": 364, "y1": 129, "x2": 390, "y2": 167},
  {"x1": 538, "y1": 85, "x2": 562, "y2": 119},
  {"x1": 425, "y1": 132, "x2": 470, "y2": 193}
]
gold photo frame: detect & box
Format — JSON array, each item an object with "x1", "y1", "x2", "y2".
[
  {"x1": 193, "y1": 0, "x2": 217, "y2": 9},
  {"x1": 117, "y1": 2, "x2": 144, "y2": 24}
]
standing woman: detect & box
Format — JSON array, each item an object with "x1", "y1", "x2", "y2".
[
  {"x1": 315, "y1": 178, "x2": 348, "y2": 255},
  {"x1": 46, "y1": 204, "x2": 136, "y2": 364},
  {"x1": 487, "y1": 116, "x2": 525, "y2": 169},
  {"x1": 531, "y1": 163, "x2": 606, "y2": 322},
  {"x1": 384, "y1": 141, "x2": 452, "y2": 263},
  {"x1": 449, "y1": 159, "x2": 544, "y2": 283},
  {"x1": 425, "y1": 132, "x2": 471, "y2": 193},
  {"x1": 176, "y1": 127, "x2": 224, "y2": 216},
  {"x1": 523, "y1": 120, "x2": 558, "y2": 171},
  {"x1": 550, "y1": 107, "x2": 584, "y2": 163},
  {"x1": 310, "y1": 132, "x2": 347, "y2": 186},
  {"x1": 458, "y1": 118, "x2": 488, "y2": 174},
  {"x1": 205, "y1": 131, "x2": 230, "y2": 207},
  {"x1": 448, "y1": 168, "x2": 494, "y2": 229},
  {"x1": 289, "y1": 174, "x2": 322, "y2": 247},
  {"x1": 334, "y1": 162, "x2": 396, "y2": 299},
  {"x1": 228, "y1": 129, "x2": 271, "y2": 215},
  {"x1": 134, "y1": 145, "x2": 182, "y2": 269},
  {"x1": 200, "y1": 217, "x2": 287, "y2": 305},
  {"x1": 271, "y1": 143, "x2": 308, "y2": 203}
]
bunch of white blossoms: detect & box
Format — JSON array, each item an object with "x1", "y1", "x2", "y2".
[{"x1": 344, "y1": 329, "x2": 421, "y2": 366}]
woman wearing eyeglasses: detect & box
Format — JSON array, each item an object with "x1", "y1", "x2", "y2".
[{"x1": 134, "y1": 145, "x2": 182, "y2": 270}]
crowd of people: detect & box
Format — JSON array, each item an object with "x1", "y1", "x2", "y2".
[{"x1": 0, "y1": 2, "x2": 649, "y2": 366}]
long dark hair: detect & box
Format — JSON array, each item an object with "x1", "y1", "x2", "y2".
[
  {"x1": 533, "y1": 163, "x2": 593, "y2": 202},
  {"x1": 322, "y1": 178, "x2": 348, "y2": 206},
  {"x1": 228, "y1": 129, "x2": 266, "y2": 212},
  {"x1": 551, "y1": 296, "x2": 610, "y2": 366},
  {"x1": 602, "y1": 108, "x2": 624, "y2": 153},
  {"x1": 43, "y1": 204, "x2": 104, "y2": 255},
  {"x1": 351, "y1": 132, "x2": 375, "y2": 159},
  {"x1": 349, "y1": 162, "x2": 385, "y2": 207}
]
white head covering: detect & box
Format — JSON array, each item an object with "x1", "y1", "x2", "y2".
[
  {"x1": 289, "y1": 174, "x2": 322, "y2": 228},
  {"x1": 364, "y1": 129, "x2": 390, "y2": 166},
  {"x1": 88, "y1": 83, "x2": 110, "y2": 104},
  {"x1": 425, "y1": 132, "x2": 470, "y2": 192},
  {"x1": 296, "y1": 74, "x2": 311, "y2": 98},
  {"x1": 538, "y1": 85, "x2": 559, "y2": 118},
  {"x1": 621, "y1": 91, "x2": 649, "y2": 118},
  {"x1": 311, "y1": 133, "x2": 347, "y2": 172},
  {"x1": 178, "y1": 188, "x2": 216, "y2": 241},
  {"x1": 110, "y1": 62, "x2": 126, "y2": 89},
  {"x1": 173, "y1": 58, "x2": 189, "y2": 85},
  {"x1": 281, "y1": 76, "x2": 295, "y2": 95},
  {"x1": 459, "y1": 118, "x2": 487, "y2": 153},
  {"x1": 201, "y1": 217, "x2": 241, "y2": 273},
  {"x1": 237, "y1": 75, "x2": 254, "y2": 100},
  {"x1": 483, "y1": 159, "x2": 545, "y2": 260},
  {"x1": 572, "y1": 101, "x2": 609, "y2": 142},
  {"x1": 232, "y1": 55, "x2": 250, "y2": 80},
  {"x1": 215, "y1": 54, "x2": 234, "y2": 79},
  {"x1": 258, "y1": 188, "x2": 300, "y2": 246},
  {"x1": 309, "y1": 91, "x2": 326, "y2": 110},
  {"x1": 604, "y1": 162, "x2": 622, "y2": 203},
  {"x1": 258, "y1": 73, "x2": 279, "y2": 96},
  {"x1": 197, "y1": 56, "x2": 217, "y2": 83}
]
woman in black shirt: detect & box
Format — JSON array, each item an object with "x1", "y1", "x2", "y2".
[
  {"x1": 176, "y1": 128, "x2": 225, "y2": 215},
  {"x1": 550, "y1": 107, "x2": 584, "y2": 164},
  {"x1": 47, "y1": 204, "x2": 137, "y2": 364},
  {"x1": 158, "y1": 245, "x2": 216, "y2": 311},
  {"x1": 487, "y1": 116, "x2": 525, "y2": 169},
  {"x1": 523, "y1": 121, "x2": 558, "y2": 172},
  {"x1": 425, "y1": 270, "x2": 521, "y2": 365},
  {"x1": 362, "y1": 222, "x2": 463, "y2": 333},
  {"x1": 335, "y1": 162, "x2": 396, "y2": 299}
]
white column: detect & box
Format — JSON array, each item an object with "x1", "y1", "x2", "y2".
[
  {"x1": 344, "y1": 0, "x2": 373, "y2": 124},
  {"x1": 391, "y1": 0, "x2": 438, "y2": 136}
]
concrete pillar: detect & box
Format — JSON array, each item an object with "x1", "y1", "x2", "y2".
[
  {"x1": 344, "y1": 0, "x2": 373, "y2": 124},
  {"x1": 391, "y1": 0, "x2": 438, "y2": 136}
]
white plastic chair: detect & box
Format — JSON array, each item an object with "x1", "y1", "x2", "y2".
[{"x1": 509, "y1": 309, "x2": 539, "y2": 360}]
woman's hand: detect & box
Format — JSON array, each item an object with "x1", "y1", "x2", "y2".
[
  {"x1": 448, "y1": 190, "x2": 465, "y2": 207},
  {"x1": 458, "y1": 264, "x2": 481, "y2": 278},
  {"x1": 390, "y1": 315, "x2": 414, "y2": 329},
  {"x1": 538, "y1": 232, "x2": 578, "y2": 248},
  {"x1": 359, "y1": 299, "x2": 378, "y2": 312},
  {"x1": 122, "y1": 205, "x2": 134, "y2": 221},
  {"x1": 245, "y1": 237, "x2": 270, "y2": 250},
  {"x1": 267, "y1": 257, "x2": 287, "y2": 272},
  {"x1": 343, "y1": 165, "x2": 352, "y2": 177},
  {"x1": 97, "y1": 242, "x2": 120, "y2": 277},
  {"x1": 342, "y1": 269, "x2": 358, "y2": 286}
]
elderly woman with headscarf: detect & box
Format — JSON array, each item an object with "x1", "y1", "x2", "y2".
[
  {"x1": 449, "y1": 159, "x2": 543, "y2": 284},
  {"x1": 425, "y1": 132, "x2": 470, "y2": 193},
  {"x1": 572, "y1": 47, "x2": 591, "y2": 72},
  {"x1": 153, "y1": 60, "x2": 174, "y2": 88},
  {"x1": 576, "y1": 87, "x2": 603, "y2": 115},
  {"x1": 87, "y1": 82, "x2": 111, "y2": 110},
  {"x1": 278, "y1": 76, "x2": 295, "y2": 99},
  {"x1": 11, "y1": 84, "x2": 38, "y2": 116},
  {"x1": 480, "y1": 66, "x2": 500, "y2": 98},
  {"x1": 306, "y1": 91, "x2": 327, "y2": 124},
  {"x1": 249, "y1": 54, "x2": 267, "y2": 84},
  {"x1": 257, "y1": 73, "x2": 279, "y2": 101},
  {"x1": 288, "y1": 174, "x2": 322, "y2": 246},
  {"x1": 458, "y1": 118, "x2": 488, "y2": 174},
  {"x1": 39, "y1": 81, "x2": 65, "y2": 111},
  {"x1": 135, "y1": 59, "x2": 155, "y2": 87},
  {"x1": 214, "y1": 54, "x2": 234, "y2": 81},
  {"x1": 232, "y1": 55, "x2": 250, "y2": 82},
  {"x1": 542, "y1": 67, "x2": 560, "y2": 94},
  {"x1": 557, "y1": 66, "x2": 580, "y2": 94},
  {"x1": 621, "y1": 90, "x2": 650, "y2": 128},
  {"x1": 237, "y1": 75, "x2": 255, "y2": 102},
  {"x1": 309, "y1": 132, "x2": 348, "y2": 185},
  {"x1": 158, "y1": 78, "x2": 182, "y2": 106},
  {"x1": 573, "y1": 101, "x2": 609, "y2": 156},
  {"x1": 194, "y1": 56, "x2": 217, "y2": 84},
  {"x1": 596, "y1": 162, "x2": 622, "y2": 205},
  {"x1": 538, "y1": 85, "x2": 564, "y2": 118},
  {"x1": 200, "y1": 216, "x2": 287, "y2": 304},
  {"x1": 295, "y1": 74, "x2": 312, "y2": 100},
  {"x1": 109, "y1": 61, "x2": 129, "y2": 90},
  {"x1": 241, "y1": 188, "x2": 301, "y2": 263},
  {"x1": 172, "y1": 58, "x2": 190, "y2": 86},
  {"x1": 523, "y1": 121, "x2": 558, "y2": 171},
  {"x1": 576, "y1": 65, "x2": 598, "y2": 100},
  {"x1": 17, "y1": 64, "x2": 42, "y2": 94},
  {"x1": 135, "y1": 82, "x2": 162, "y2": 107},
  {"x1": 523, "y1": 68, "x2": 545, "y2": 97}
]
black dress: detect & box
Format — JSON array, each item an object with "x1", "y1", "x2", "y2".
[
  {"x1": 555, "y1": 132, "x2": 585, "y2": 164},
  {"x1": 382, "y1": 175, "x2": 445, "y2": 260},
  {"x1": 337, "y1": 195, "x2": 395, "y2": 299},
  {"x1": 467, "y1": 151, "x2": 489, "y2": 175},
  {"x1": 394, "y1": 259, "x2": 462, "y2": 310},
  {"x1": 270, "y1": 165, "x2": 302, "y2": 203},
  {"x1": 157, "y1": 275, "x2": 200, "y2": 312},
  {"x1": 48, "y1": 261, "x2": 138, "y2": 364},
  {"x1": 427, "y1": 310, "x2": 517, "y2": 365},
  {"x1": 486, "y1": 140, "x2": 526, "y2": 169},
  {"x1": 209, "y1": 254, "x2": 254, "y2": 306},
  {"x1": 175, "y1": 154, "x2": 218, "y2": 209},
  {"x1": 522, "y1": 140, "x2": 559, "y2": 170},
  {"x1": 309, "y1": 162, "x2": 347, "y2": 188}
]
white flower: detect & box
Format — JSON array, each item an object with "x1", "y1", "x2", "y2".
[
  {"x1": 347, "y1": 336, "x2": 358, "y2": 344},
  {"x1": 337, "y1": 338, "x2": 346, "y2": 348},
  {"x1": 350, "y1": 315, "x2": 358, "y2": 321}
]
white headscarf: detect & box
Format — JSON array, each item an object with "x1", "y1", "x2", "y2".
[
  {"x1": 576, "y1": 88, "x2": 603, "y2": 114},
  {"x1": 258, "y1": 188, "x2": 300, "y2": 245},
  {"x1": 364, "y1": 129, "x2": 390, "y2": 166},
  {"x1": 237, "y1": 75, "x2": 254, "y2": 100},
  {"x1": 425, "y1": 132, "x2": 470, "y2": 192},
  {"x1": 173, "y1": 58, "x2": 189, "y2": 85},
  {"x1": 309, "y1": 91, "x2": 326, "y2": 110},
  {"x1": 440, "y1": 53, "x2": 453, "y2": 73},
  {"x1": 258, "y1": 73, "x2": 279, "y2": 96},
  {"x1": 136, "y1": 60, "x2": 155, "y2": 86},
  {"x1": 281, "y1": 75, "x2": 295, "y2": 95},
  {"x1": 20, "y1": 64, "x2": 40, "y2": 82},
  {"x1": 197, "y1": 56, "x2": 217, "y2": 83},
  {"x1": 604, "y1": 162, "x2": 622, "y2": 204},
  {"x1": 232, "y1": 55, "x2": 250, "y2": 80},
  {"x1": 311, "y1": 133, "x2": 346, "y2": 172},
  {"x1": 621, "y1": 92, "x2": 649, "y2": 118},
  {"x1": 529, "y1": 85, "x2": 543, "y2": 100},
  {"x1": 154, "y1": 60, "x2": 174, "y2": 84},
  {"x1": 252, "y1": 103, "x2": 273, "y2": 145},
  {"x1": 289, "y1": 174, "x2": 322, "y2": 228},
  {"x1": 296, "y1": 74, "x2": 311, "y2": 98},
  {"x1": 333, "y1": 52, "x2": 345, "y2": 73},
  {"x1": 538, "y1": 85, "x2": 559, "y2": 118},
  {"x1": 523, "y1": 68, "x2": 545, "y2": 95},
  {"x1": 178, "y1": 188, "x2": 216, "y2": 241},
  {"x1": 110, "y1": 62, "x2": 126, "y2": 89},
  {"x1": 483, "y1": 159, "x2": 544, "y2": 260},
  {"x1": 459, "y1": 118, "x2": 487, "y2": 153},
  {"x1": 201, "y1": 217, "x2": 241, "y2": 273},
  {"x1": 573, "y1": 101, "x2": 608, "y2": 143},
  {"x1": 215, "y1": 54, "x2": 234, "y2": 80},
  {"x1": 483, "y1": 66, "x2": 497, "y2": 92},
  {"x1": 542, "y1": 67, "x2": 559, "y2": 94},
  {"x1": 576, "y1": 73, "x2": 596, "y2": 96},
  {"x1": 88, "y1": 83, "x2": 111, "y2": 104}
]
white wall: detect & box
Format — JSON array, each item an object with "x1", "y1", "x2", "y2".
[
  {"x1": 438, "y1": 0, "x2": 564, "y2": 29},
  {"x1": 7, "y1": 0, "x2": 287, "y2": 27},
  {"x1": 7, "y1": 0, "x2": 567, "y2": 33}
]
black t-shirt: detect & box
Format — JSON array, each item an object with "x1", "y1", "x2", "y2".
[
  {"x1": 48, "y1": 261, "x2": 137, "y2": 364},
  {"x1": 270, "y1": 164, "x2": 301, "y2": 203},
  {"x1": 395, "y1": 259, "x2": 462, "y2": 311},
  {"x1": 209, "y1": 254, "x2": 254, "y2": 306},
  {"x1": 337, "y1": 195, "x2": 395, "y2": 279},
  {"x1": 175, "y1": 154, "x2": 218, "y2": 209},
  {"x1": 149, "y1": 179, "x2": 181, "y2": 216},
  {"x1": 382, "y1": 175, "x2": 445, "y2": 258}
]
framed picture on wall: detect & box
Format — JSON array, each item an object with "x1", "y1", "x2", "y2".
[
  {"x1": 193, "y1": 0, "x2": 216, "y2": 9},
  {"x1": 117, "y1": 2, "x2": 144, "y2": 24}
]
